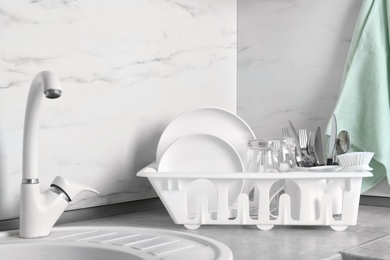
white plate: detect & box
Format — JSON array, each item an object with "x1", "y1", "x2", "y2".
[
  {"x1": 158, "y1": 133, "x2": 244, "y2": 173},
  {"x1": 158, "y1": 134, "x2": 244, "y2": 216},
  {"x1": 156, "y1": 107, "x2": 256, "y2": 170}
]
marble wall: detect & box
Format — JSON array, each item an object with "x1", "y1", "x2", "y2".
[{"x1": 0, "y1": 0, "x2": 237, "y2": 220}]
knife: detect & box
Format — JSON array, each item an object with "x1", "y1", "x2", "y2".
[
  {"x1": 327, "y1": 114, "x2": 337, "y2": 165},
  {"x1": 314, "y1": 126, "x2": 324, "y2": 165}
]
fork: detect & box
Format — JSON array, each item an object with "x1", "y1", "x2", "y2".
[
  {"x1": 282, "y1": 127, "x2": 300, "y2": 167},
  {"x1": 282, "y1": 127, "x2": 291, "y2": 139},
  {"x1": 299, "y1": 129, "x2": 316, "y2": 166},
  {"x1": 298, "y1": 129, "x2": 308, "y2": 151},
  {"x1": 282, "y1": 127, "x2": 308, "y2": 167}
]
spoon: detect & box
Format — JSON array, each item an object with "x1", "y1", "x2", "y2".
[{"x1": 336, "y1": 130, "x2": 350, "y2": 155}]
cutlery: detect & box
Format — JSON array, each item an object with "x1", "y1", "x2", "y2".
[
  {"x1": 282, "y1": 127, "x2": 291, "y2": 139},
  {"x1": 336, "y1": 130, "x2": 350, "y2": 155},
  {"x1": 299, "y1": 129, "x2": 315, "y2": 166},
  {"x1": 282, "y1": 126, "x2": 304, "y2": 167},
  {"x1": 299, "y1": 129, "x2": 317, "y2": 167},
  {"x1": 285, "y1": 122, "x2": 312, "y2": 167},
  {"x1": 327, "y1": 114, "x2": 337, "y2": 165},
  {"x1": 307, "y1": 131, "x2": 319, "y2": 166},
  {"x1": 314, "y1": 126, "x2": 324, "y2": 165},
  {"x1": 288, "y1": 120, "x2": 303, "y2": 158},
  {"x1": 298, "y1": 129, "x2": 308, "y2": 152}
]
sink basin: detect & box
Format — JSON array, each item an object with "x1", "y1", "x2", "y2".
[
  {"x1": 0, "y1": 226, "x2": 232, "y2": 260},
  {"x1": 2, "y1": 243, "x2": 140, "y2": 260}
]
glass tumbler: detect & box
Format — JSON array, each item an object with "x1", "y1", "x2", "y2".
[
  {"x1": 279, "y1": 137, "x2": 297, "y2": 171},
  {"x1": 246, "y1": 138, "x2": 296, "y2": 218},
  {"x1": 246, "y1": 139, "x2": 279, "y2": 216},
  {"x1": 247, "y1": 138, "x2": 296, "y2": 173},
  {"x1": 246, "y1": 139, "x2": 278, "y2": 173}
]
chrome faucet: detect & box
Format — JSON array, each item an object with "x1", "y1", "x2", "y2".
[{"x1": 20, "y1": 71, "x2": 99, "y2": 238}]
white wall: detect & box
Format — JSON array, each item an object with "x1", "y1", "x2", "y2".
[{"x1": 0, "y1": 0, "x2": 237, "y2": 220}]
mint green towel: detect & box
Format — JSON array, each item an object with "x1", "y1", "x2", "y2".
[{"x1": 329, "y1": 0, "x2": 390, "y2": 192}]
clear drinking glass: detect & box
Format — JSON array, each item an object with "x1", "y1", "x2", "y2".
[
  {"x1": 246, "y1": 139, "x2": 278, "y2": 173},
  {"x1": 246, "y1": 138, "x2": 296, "y2": 218},
  {"x1": 280, "y1": 137, "x2": 297, "y2": 171},
  {"x1": 247, "y1": 138, "x2": 296, "y2": 173}
]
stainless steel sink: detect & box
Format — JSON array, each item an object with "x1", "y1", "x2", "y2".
[{"x1": 0, "y1": 226, "x2": 232, "y2": 260}]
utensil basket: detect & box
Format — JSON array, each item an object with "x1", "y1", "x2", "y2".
[{"x1": 137, "y1": 162, "x2": 372, "y2": 231}]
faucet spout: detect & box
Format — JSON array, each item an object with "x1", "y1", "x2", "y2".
[{"x1": 22, "y1": 71, "x2": 62, "y2": 181}]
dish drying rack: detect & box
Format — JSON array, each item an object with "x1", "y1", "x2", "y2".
[{"x1": 137, "y1": 162, "x2": 372, "y2": 231}]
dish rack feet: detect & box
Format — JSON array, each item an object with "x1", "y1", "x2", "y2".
[
  {"x1": 184, "y1": 224, "x2": 201, "y2": 230},
  {"x1": 330, "y1": 225, "x2": 348, "y2": 231},
  {"x1": 256, "y1": 225, "x2": 274, "y2": 231}
]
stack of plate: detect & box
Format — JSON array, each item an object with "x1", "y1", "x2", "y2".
[{"x1": 156, "y1": 107, "x2": 256, "y2": 216}]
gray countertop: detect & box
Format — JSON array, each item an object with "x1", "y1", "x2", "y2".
[{"x1": 60, "y1": 204, "x2": 390, "y2": 260}]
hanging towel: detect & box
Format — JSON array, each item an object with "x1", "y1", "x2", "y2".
[{"x1": 328, "y1": 0, "x2": 390, "y2": 192}]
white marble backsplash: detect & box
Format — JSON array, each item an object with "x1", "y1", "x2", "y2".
[
  {"x1": 237, "y1": 0, "x2": 362, "y2": 140},
  {"x1": 0, "y1": 0, "x2": 236, "y2": 220}
]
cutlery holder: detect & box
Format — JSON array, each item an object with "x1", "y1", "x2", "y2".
[{"x1": 137, "y1": 162, "x2": 372, "y2": 231}]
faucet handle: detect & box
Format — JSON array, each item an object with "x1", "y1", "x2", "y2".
[{"x1": 51, "y1": 176, "x2": 99, "y2": 202}]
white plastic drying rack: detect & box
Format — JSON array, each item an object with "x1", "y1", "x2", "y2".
[{"x1": 137, "y1": 162, "x2": 372, "y2": 231}]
